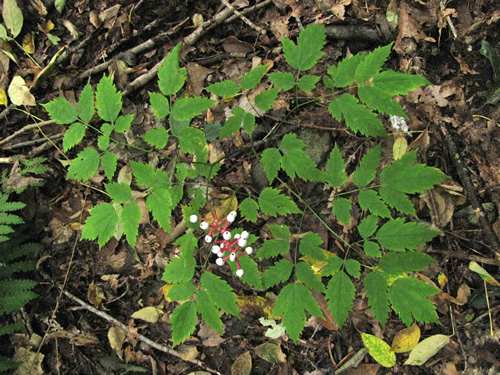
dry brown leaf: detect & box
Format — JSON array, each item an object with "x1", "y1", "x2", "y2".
[
  {"x1": 312, "y1": 289, "x2": 338, "y2": 331},
  {"x1": 177, "y1": 344, "x2": 199, "y2": 361},
  {"x1": 223, "y1": 36, "x2": 253, "y2": 55},
  {"x1": 231, "y1": 351, "x2": 252, "y2": 375},
  {"x1": 395, "y1": 4, "x2": 435, "y2": 53},
  {"x1": 254, "y1": 343, "x2": 286, "y2": 363},
  {"x1": 198, "y1": 323, "x2": 225, "y2": 347},
  {"x1": 87, "y1": 281, "x2": 106, "y2": 306},
  {"x1": 187, "y1": 62, "x2": 213, "y2": 97},
  {"x1": 108, "y1": 326, "x2": 126, "y2": 359},
  {"x1": 345, "y1": 363, "x2": 381, "y2": 375}
]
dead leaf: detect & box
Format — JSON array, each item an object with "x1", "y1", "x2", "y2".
[
  {"x1": 223, "y1": 36, "x2": 253, "y2": 56},
  {"x1": 404, "y1": 334, "x2": 451, "y2": 366},
  {"x1": 8, "y1": 75, "x2": 36, "y2": 106},
  {"x1": 345, "y1": 363, "x2": 381, "y2": 375},
  {"x1": 231, "y1": 351, "x2": 252, "y2": 375},
  {"x1": 391, "y1": 323, "x2": 421, "y2": 353},
  {"x1": 87, "y1": 281, "x2": 106, "y2": 306},
  {"x1": 438, "y1": 273, "x2": 448, "y2": 288},
  {"x1": 197, "y1": 323, "x2": 225, "y2": 347},
  {"x1": 22, "y1": 32, "x2": 35, "y2": 54},
  {"x1": 312, "y1": 289, "x2": 338, "y2": 331},
  {"x1": 187, "y1": 62, "x2": 213, "y2": 97},
  {"x1": 62, "y1": 19, "x2": 80, "y2": 40},
  {"x1": 13, "y1": 347, "x2": 44, "y2": 375},
  {"x1": 236, "y1": 295, "x2": 274, "y2": 318},
  {"x1": 177, "y1": 344, "x2": 199, "y2": 361},
  {"x1": 131, "y1": 306, "x2": 164, "y2": 323},
  {"x1": 395, "y1": 4, "x2": 435, "y2": 54},
  {"x1": 393, "y1": 136, "x2": 408, "y2": 160},
  {"x1": 108, "y1": 326, "x2": 126, "y2": 359},
  {"x1": 254, "y1": 343, "x2": 286, "y2": 363}
]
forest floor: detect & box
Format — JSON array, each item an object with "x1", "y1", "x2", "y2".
[{"x1": 0, "y1": 0, "x2": 499, "y2": 374}]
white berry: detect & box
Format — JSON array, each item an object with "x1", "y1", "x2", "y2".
[
  {"x1": 227, "y1": 211, "x2": 237, "y2": 222},
  {"x1": 205, "y1": 235, "x2": 213, "y2": 243},
  {"x1": 236, "y1": 269, "x2": 244, "y2": 277},
  {"x1": 223, "y1": 231, "x2": 232, "y2": 240},
  {"x1": 189, "y1": 215, "x2": 198, "y2": 223},
  {"x1": 245, "y1": 247, "x2": 253, "y2": 255},
  {"x1": 211, "y1": 245, "x2": 221, "y2": 254},
  {"x1": 216, "y1": 258, "x2": 224, "y2": 266},
  {"x1": 238, "y1": 238, "x2": 247, "y2": 247},
  {"x1": 200, "y1": 221, "x2": 209, "y2": 230},
  {"x1": 229, "y1": 253, "x2": 236, "y2": 262},
  {"x1": 241, "y1": 231, "x2": 249, "y2": 239}
]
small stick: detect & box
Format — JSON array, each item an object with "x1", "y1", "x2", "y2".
[
  {"x1": 0, "y1": 120, "x2": 55, "y2": 147},
  {"x1": 220, "y1": 0, "x2": 266, "y2": 35}
]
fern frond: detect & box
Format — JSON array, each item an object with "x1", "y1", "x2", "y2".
[
  {"x1": 0, "y1": 279, "x2": 37, "y2": 294},
  {"x1": 0, "y1": 242, "x2": 39, "y2": 263},
  {"x1": 0, "y1": 213, "x2": 24, "y2": 226},
  {"x1": 0, "y1": 290, "x2": 38, "y2": 316},
  {"x1": 0, "y1": 260, "x2": 36, "y2": 278},
  {"x1": 0, "y1": 225, "x2": 15, "y2": 236},
  {"x1": 0, "y1": 322, "x2": 23, "y2": 336},
  {"x1": 0, "y1": 200, "x2": 26, "y2": 212}
]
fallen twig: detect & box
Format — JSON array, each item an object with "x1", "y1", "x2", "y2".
[{"x1": 221, "y1": 0, "x2": 266, "y2": 35}]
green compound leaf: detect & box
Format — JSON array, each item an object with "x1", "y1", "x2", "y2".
[
  {"x1": 332, "y1": 198, "x2": 351, "y2": 226},
  {"x1": 81, "y1": 203, "x2": 118, "y2": 248},
  {"x1": 78, "y1": 82, "x2": 94, "y2": 123},
  {"x1": 281, "y1": 149, "x2": 322, "y2": 182},
  {"x1": 205, "y1": 80, "x2": 240, "y2": 98},
  {"x1": 158, "y1": 43, "x2": 186, "y2": 96},
  {"x1": 63, "y1": 122, "x2": 86, "y2": 152},
  {"x1": 241, "y1": 64, "x2": 269, "y2": 90},
  {"x1": 299, "y1": 232, "x2": 325, "y2": 261},
  {"x1": 296, "y1": 261, "x2": 325, "y2": 292},
  {"x1": 43, "y1": 97, "x2": 77, "y2": 124},
  {"x1": 67, "y1": 147, "x2": 100, "y2": 181},
  {"x1": 171, "y1": 97, "x2": 215, "y2": 121},
  {"x1": 174, "y1": 232, "x2": 198, "y2": 257},
  {"x1": 234, "y1": 256, "x2": 263, "y2": 289},
  {"x1": 388, "y1": 277, "x2": 439, "y2": 327},
  {"x1": 355, "y1": 42, "x2": 393, "y2": 84},
  {"x1": 147, "y1": 189, "x2": 172, "y2": 233},
  {"x1": 379, "y1": 252, "x2": 437, "y2": 275},
  {"x1": 257, "y1": 224, "x2": 290, "y2": 259},
  {"x1": 258, "y1": 188, "x2": 301, "y2": 217},
  {"x1": 353, "y1": 144, "x2": 381, "y2": 188},
  {"x1": 281, "y1": 23, "x2": 326, "y2": 71},
  {"x1": 362, "y1": 333, "x2": 396, "y2": 368},
  {"x1": 364, "y1": 271, "x2": 389, "y2": 328},
  {"x1": 168, "y1": 282, "x2": 196, "y2": 302},
  {"x1": 178, "y1": 127, "x2": 207, "y2": 161},
  {"x1": 358, "y1": 189, "x2": 391, "y2": 219},
  {"x1": 328, "y1": 94, "x2": 386, "y2": 137},
  {"x1": 142, "y1": 126, "x2": 169, "y2": 149},
  {"x1": 131, "y1": 162, "x2": 156, "y2": 188},
  {"x1": 376, "y1": 218, "x2": 440, "y2": 252},
  {"x1": 274, "y1": 283, "x2": 323, "y2": 343},
  {"x1": 358, "y1": 215, "x2": 379, "y2": 239},
  {"x1": 261, "y1": 148, "x2": 281, "y2": 183},
  {"x1": 220, "y1": 106, "x2": 253, "y2": 139},
  {"x1": 255, "y1": 87, "x2": 278, "y2": 111},
  {"x1": 239, "y1": 197, "x2": 259, "y2": 223},
  {"x1": 114, "y1": 114, "x2": 134, "y2": 133},
  {"x1": 344, "y1": 259, "x2": 361, "y2": 279},
  {"x1": 170, "y1": 301, "x2": 197, "y2": 347},
  {"x1": 162, "y1": 255, "x2": 195, "y2": 283},
  {"x1": 328, "y1": 54, "x2": 366, "y2": 88},
  {"x1": 373, "y1": 70, "x2": 431, "y2": 95},
  {"x1": 261, "y1": 259, "x2": 293, "y2": 289},
  {"x1": 101, "y1": 151, "x2": 117, "y2": 180},
  {"x1": 197, "y1": 289, "x2": 222, "y2": 333},
  {"x1": 364, "y1": 240, "x2": 381, "y2": 257},
  {"x1": 379, "y1": 185, "x2": 416, "y2": 217},
  {"x1": 325, "y1": 144, "x2": 347, "y2": 187},
  {"x1": 105, "y1": 182, "x2": 131, "y2": 204},
  {"x1": 280, "y1": 132, "x2": 304, "y2": 150},
  {"x1": 297, "y1": 74, "x2": 320, "y2": 92},
  {"x1": 268, "y1": 72, "x2": 295, "y2": 91},
  {"x1": 201, "y1": 272, "x2": 239, "y2": 317},
  {"x1": 358, "y1": 85, "x2": 408, "y2": 119},
  {"x1": 326, "y1": 271, "x2": 355, "y2": 328},
  {"x1": 100, "y1": 122, "x2": 113, "y2": 136},
  {"x1": 122, "y1": 201, "x2": 141, "y2": 248},
  {"x1": 97, "y1": 134, "x2": 110, "y2": 151},
  {"x1": 149, "y1": 92, "x2": 170, "y2": 119},
  {"x1": 96, "y1": 75, "x2": 122, "y2": 123}
]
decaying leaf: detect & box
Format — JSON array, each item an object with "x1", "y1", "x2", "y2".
[
  {"x1": 469, "y1": 261, "x2": 500, "y2": 286},
  {"x1": 3, "y1": 0, "x2": 24, "y2": 38},
  {"x1": 231, "y1": 351, "x2": 252, "y2": 375},
  {"x1": 108, "y1": 326, "x2": 126, "y2": 359},
  {"x1": 391, "y1": 323, "x2": 421, "y2": 353},
  {"x1": 87, "y1": 281, "x2": 106, "y2": 306},
  {"x1": 131, "y1": 306, "x2": 164, "y2": 323},
  {"x1": 177, "y1": 344, "x2": 199, "y2": 361},
  {"x1": 254, "y1": 343, "x2": 286, "y2": 363},
  {"x1": 404, "y1": 334, "x2": 451, "y2": 365},
  {"x1": 393, "y1": 136, "x2": 407, "y2": 160},
  {"x1": 259, "y1": 317, "x2": 286, "y2": 339},
  {"x1": 236, "y1": 295, "x2": 274, "y2": 318},
  {"x1": 8, "y1": 75, "x2": 36, "y2": 106},
  {"x1": 22, "y1": 32, "x2": 35, "y2": 54}
]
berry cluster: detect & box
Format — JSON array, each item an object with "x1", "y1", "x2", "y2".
[{"x1": 189, "y1": 211, "x2": 253, "y2": 277}]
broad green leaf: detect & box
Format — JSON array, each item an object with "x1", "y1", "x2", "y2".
[
  {"x1": 168, "y1": 282, "x2": 196, "y2": 301},
  {"x1": 204, "y1": 121, "x2": 222, "y2": 141},
  {"x1": 328, "y1": 94, "x2": 386, "y2": 137},
  {"x1": 364, "y1": 271, "x2": 389, "y2": 328},
  {"x1": 299, "y1": 232, "x2": 325, "y2": 261},
  {"x1": 358, "y1": 189, "x2": 391, "y2": 218},
  {"x1": 101, "y1": 151, "x2": 117, "y2": 180},
  {"x1": 122, "y1": 201, "x2": 141, "y2": 247},
  {"x1": 97, "y1": 135, "x2": 109, "y2": 151},
  {"x1": 96, "y1": 75, "x2": 122, "y2": 123},
  {"x1": 376, "y1": 218, "x2": 440, "y2": 251},
  {"x1": 78, "y1": 82, "x2": 94, "y2": 123},
  {"x1": 296, "y1": 261, "x2": 325, "y2": 292},
  {"x1": 364, "y1": 240, "x2": 381, "y2": 257},
  {"x1": 268, "y1": 72, "x2": 295, "y2": 91},
  {"x1": 239, "y1": 197, "x2": 259, "y2": 223},
  {"x1": 170, "y1": 301, "x2": 197, "y2": 347},
  {"x1": 174, "y1": 232, "x2": 197, "y2": 257},
  {"x1": 147, "y1": 189, "x2": 172, "y2": 232},
  {"x1": 297, "y1": 75, "x2": 320, "y2": 92},
  {"x1": 261, "y1": 148, "x2": 281, "y2": 183},
  {"x1": 353, "y1": 144, "x2": 381, "y2": 188},
  {"x1": 281, "y1": 23, "x2": 326, "y2": 71},
  {"x1": 3, "y1": 0, "x2": 23, "y2": 38},
  {"x1": 329, "y1": 54, "x2": 366, "y2": 88},
  {"x1": 178, "y1": 127, "x2": 206, "y2": 161},
  {"x1": 201, "y1": 272, "x2": 239, "y2": 317},
  {"x1": 324, "y1": 144, "x2": 347, "y2": 187},
  {"x1": 281, "y1": 149, "x2": 322, "y2": 181},
  {"x1": 142, "y1": 126, "x2": 169, "y2": 149},
  {"x1": 162, "y1": 255, "x2": 195, "y2": 283},
  {"x1": 114, "y1": 114, "x2": 134, "y2": 133},
  {"x1": 255, "y1": 87, "x2": 278, "y2": 111},
  {"x1": 379, "y1": 185, "x2": 416, "y2": 216},
  {"x1": 321, "y1": 255, "x2": 343, "y2": 276},
  {"x1": 67, "y1": 147, "x2": 100, "y2": 181},
  {"x1": 170, "y1": 118, "x2": 190, "y2": 137},
  {"x1": 361, "y1": 333, "x2": 396, "y2": 368},
  {"x1": 81, "y1": 203, "x2": 118, "y2": 248},
  {"x1": 54, "y1": 0, "x2": 64, "y2": 13},
  {"x1": 358, "y1": 85, "x2": 408, "y2": 119},
  {"x1": 149, "y1": 92, "x2": 170, "y2": 119},
  {"x1": 280, "y1": 133, "x2": 304, "y2": 151},
  {"x1": 100, "y1": 122, "x2": 113, "y2": 136},
  {"x1": 187, "y1": 187, "x2": 205, "y2": 212},
  {"x1": 131, "y1": 161, "x2": 156, "y2": 188},
  {"x1": 379, "y1": 252, "x2": 437, "y2": 275},
  {"x1": 326, "y1": 271, "x2": 355, "y2": 328},
  {"x1": 355, "y1": 43, "x2": 393, "y2": 84},
  {"x1": 171, "y1": 97, "x2": 215, "y2": 121},
  {"x1": 274, "y1": 283, "x2": 323, "y2": 343},
  {"x1": 344, "y1": 259, "x2": 361, "y2": 279},
  {"x1": 63, "y1": 122, "x2": 86, "y2": 152},
  {"x1": 258, "y1": 188, "x2": 301, "y2": 217},
  {"x1": 241, "y1": 64, "x2": 268, "y2": 90},
  {"x1": 358, "y1": 215, "x2": 379, "y2": 239},
  {"x1": 220, "y1": 106, "x2": 245, "y2": 138},
  {"x1": 43, "y1": 97, "x2": 77, "y2": 124},
  {"x1": 257, "y1": 224, "x2": 290, "y2": 259},
  {"x1": 242, "y1": 111, "x2": 255, "y2": 136},
  {"x1": 332, "y1": 198, "x2": 351, "y2": 226},
  {"x1": 197, "y1": 289, "x2": 222, "y2": 333},
  {"x1": 105, "y1": 182, "x2": 131, "y2": 203},
  {"x1": 388, "y1": 277, "x2": 439, "y2": 327},
  {"x1": 234, "y1": 256, "x2": 263, "y2": 289},
  {"x1": 261, "y1": 259, "x2": 293, "y2": 288},
  {"x1": 404, "y1": 334, "x2": 451, "y2": 366},
  {"x1": 373, "y1": 70, "x2": 431, "y2": 95},
  {"x1": 158, "y1": 43, "x2": 186, "y2": 96},
  {"x1": 205, "y1": 80, "x2": 240, "y2": 98}
]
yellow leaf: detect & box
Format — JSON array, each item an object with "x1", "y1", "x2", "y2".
[
  {"x1": 210, "y1": 196, "x2": 238, "y2": 222},
  {"x1": 22, "y1": 32, "x2": 35, "y2": 54},
  {"x1": 0, "y1": 89, "x2": 7, "y2": 106},
  {"x1": 107, "y1": 326, "x2": 126, "y2": 359},
  {"x1": 163, "y1": 284, "x2": 174, "y2": 302},
  {"x1": 177, "y1": 344, "x2": 199, "y2": 361},
  {"x1": 362, "y1": 333, "x2": 396, "y2": 368},
  {"x1": 131, "y1": 306, "x2": 164, "y2": 323},
  {"x1": 393, "y1": 136, "x2": 408, "y2": 160},
  {"x1": 391, "y1": 323, "x2": 421, "y2": 353},
  {"x1": 300, "y1": 250, "x2": 338, "y2": 275},
  {"x1": 236, "y1": 295, "x2": 274, "y2": 319},
  {"x1": 8, "y1": 75, "x2": 36, "y2": 106},
  {"x1": 438, "y1": 273, "x2": 448, "y2": 288}
]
